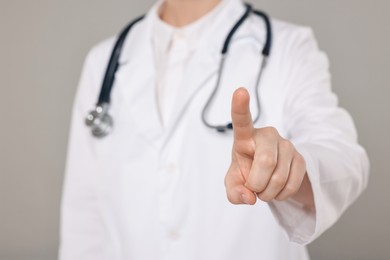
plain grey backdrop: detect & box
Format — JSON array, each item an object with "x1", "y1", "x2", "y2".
[{"x1": 0, "y1": 0, "x2": 389, "y2": 259}]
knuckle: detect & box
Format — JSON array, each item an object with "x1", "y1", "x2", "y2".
[
  {"x1": 283, "y1": 183, "x2": 299, "y2": 196},
  {"x1": 279, "y1": 139, "x2": 294, "y2": 152},
  {"x1": 295, "y1": 153, "x2": 306, "y2": 166},
  {"x1": 262, "y1": 126, "x2": 278, "y2": 136},
  {"x1": 257, "y1": 152, "x2": 277, "y2": 169},
  {"x1": 271, "y1": 174, "x2": 286, "y2": 187}
]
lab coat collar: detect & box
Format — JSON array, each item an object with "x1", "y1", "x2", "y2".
[
  {"x1": 114, "y1": 6, "x2": 163, "y2": 144},
  {"x1": 151, "y1": 0, "x2": 230, "y2": 54},
  {"x1": 119, "y1": 0, "x2": 246, "y2": 64}
]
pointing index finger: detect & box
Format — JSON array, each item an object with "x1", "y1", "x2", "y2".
[{"x1": 231, "y1": 87, "x2": 254, "y2": 141}]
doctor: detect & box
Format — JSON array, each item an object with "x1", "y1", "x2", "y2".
[{"x1": 59, "y1": 0, "x2": 369, "y2": 259}]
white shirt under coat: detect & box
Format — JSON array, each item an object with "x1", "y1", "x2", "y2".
[
  {"x1": 59, "y1": 0, "x2": 369, "y2": 259},
  {"x1": 152, "y1": 0, "x2": 227, "y2": 125}
]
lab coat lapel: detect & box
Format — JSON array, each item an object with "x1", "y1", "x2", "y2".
[{"x1": 114, "y1": 10, "x2": 164, "y2": 144}]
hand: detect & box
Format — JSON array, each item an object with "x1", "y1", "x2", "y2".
[{"x1": 225, "y1": 88, "x2": 310, "y2": 205}]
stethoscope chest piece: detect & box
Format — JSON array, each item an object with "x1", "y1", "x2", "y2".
[{"x1": 85, "y1": 103, "x2": 113, "y2": 138}]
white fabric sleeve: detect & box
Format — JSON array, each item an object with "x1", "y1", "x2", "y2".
[
  {"x1": 58, "y1": 42, "x2": 112, "y2": 259},
  {"x1": 268, "y1": 27, "x2": 370, "y2": 245}
]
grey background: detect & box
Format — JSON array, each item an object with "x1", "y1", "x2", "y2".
[{"x1": 0, "y1": 0, "x2": 389, "y2": 259}]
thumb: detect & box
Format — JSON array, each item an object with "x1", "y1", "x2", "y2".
[
  {"x1": 231, "y1": 87, "x2": 254, "y2": 141},
  {"x1": 225, "y1": 164, "x2": 257, "y2": 205}
]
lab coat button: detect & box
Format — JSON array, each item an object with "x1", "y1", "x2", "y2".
[
  {"x1": 168, "y1": 230, "x2": 180, "y2": 240},
  {"x1": 166, "y1": 163, "x2": 177, "y2": 174}
]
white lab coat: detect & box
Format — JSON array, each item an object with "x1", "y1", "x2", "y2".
[{"x1": 59, "y1": 0, "x2": 369, "y2": 259}]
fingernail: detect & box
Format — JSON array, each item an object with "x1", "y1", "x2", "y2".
[{"x1": 241, "y1": 194, "x2": 251, "y2": 205}]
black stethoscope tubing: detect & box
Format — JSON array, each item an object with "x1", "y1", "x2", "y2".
[
  {"x1": 85, "y1": 3, "x2": 272, "y2": 137},
  {"x1": 201, "y1": 4, "x2": 272, "y2": 132},
  {"x1": 98, "y1": 15, "x2": 145, "y2": 105}
]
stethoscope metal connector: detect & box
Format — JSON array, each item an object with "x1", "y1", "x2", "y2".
[{"x1": 85, "y1": 103, "x2": 113, "y2": 138}]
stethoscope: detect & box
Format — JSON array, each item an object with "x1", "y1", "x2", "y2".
[{"x1": 85, "y1": 3, "x2": 272, "y2": 138}]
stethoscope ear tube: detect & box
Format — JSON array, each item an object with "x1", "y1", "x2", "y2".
[
  {"x1": 221, "y1": 3, "x2": 253, "y2": 55},
  {"x1": 252, "y1": 9, "x2": 272, "y2": 57},
  {"x1": 201, "y1": 4, "x2": 272, "y2": 133},
  {"x1": 98, "y1": 15, "x2": 145, "y2": 105}
]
